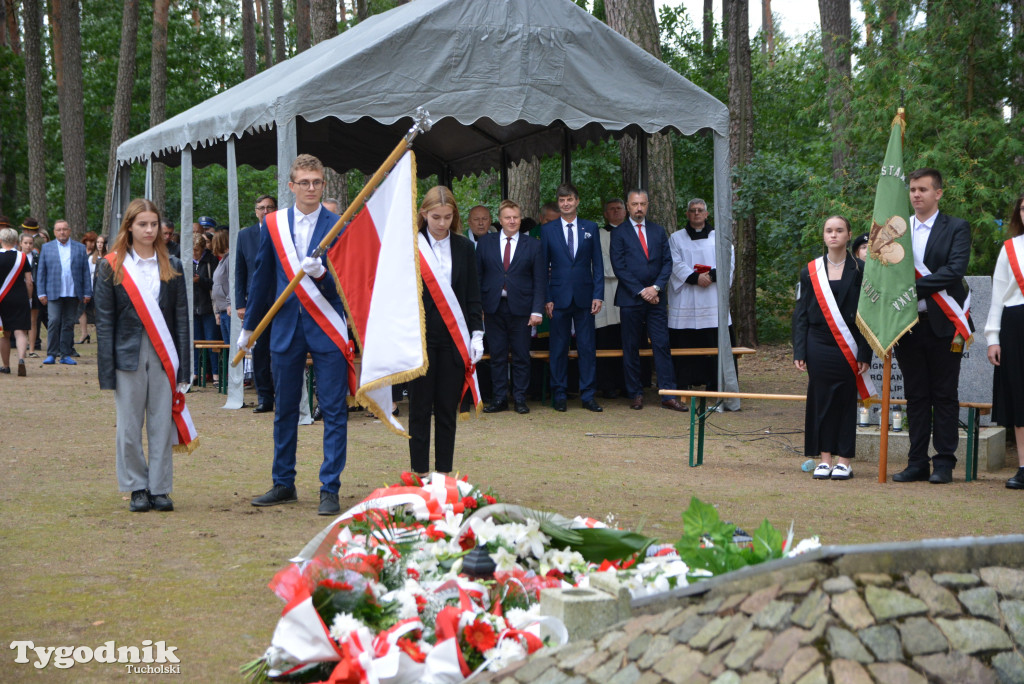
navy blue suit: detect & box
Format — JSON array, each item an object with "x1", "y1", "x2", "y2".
[
  {"x1": 242, "y1": 207, "x2": 349, "y2": 494},
  {"x1": 236, "y1": 223, "x2": 274, "y2": 406},
  {"x1": 540, "y1": 217, "x2": 603, "y2": 402},
  {"x1": 610, "y1": 219, "x2": 677, "y2": 398},
  {"x1": 477, "y1": 230, "x2": 545, "y2": 403}
]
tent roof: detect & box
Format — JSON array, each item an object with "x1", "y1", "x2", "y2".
[{"x1": 117, "y1": 0, "x2": 728, "y2": 178}]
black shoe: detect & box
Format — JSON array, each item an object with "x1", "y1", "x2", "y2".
[
  {"x1": 149, "y1": 493, "x2": 174, "y2": 511},
  {"x1": 515, "y1": 401, "x2": 530, "y2": 414},
  {"x1": 929, "y1": 469, "x2": 953, "y2": 484},
  {"x1": 70, "y1": 349, "x2": 80, "y2": 357},
  {"x1": 252, "y1": 484, "x2": 298, "y2": 506},
  {"x1": 601, "y1": 389, "x2": 621, "y2": 399},
  {"x1": 253, "y1": 403, "x2": 274, "y2": 413},
  {"x1": 582, "y1": 399, "x2": 603, "y2": 412},
  {"x1": 312, "y1": 405, "x2": 323, "y2": 421},
  {"x1": 483, "y1": 400, "x2": 508, "y2": 414},
  {"x1": 1006, "y1": 469, "x2": 1024, "y2": 489},
  {"x1": 319, "y1": 491, "x2": 340, "y2": 516},
  {"x1": 892, "y1": 465, "x2": 930, "y2": 483},
  {"x1": 553, "y1": 398, "x2": 567, "y2": 412},
  {"x1": 129, "y1": 489, "x2": 151, "y2": 512}
]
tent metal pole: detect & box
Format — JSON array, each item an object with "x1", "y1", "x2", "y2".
[
  {"x1": 224, "y1": 136, "x2": 244, "y2": 409},
  {"x1": 145, "y1": 155, "x2": 154, "y2": 199},
  {"x1": 712, "y1": 131, "x2": 740, "y2": 410},
  {"x1": 277, "y1": 118, "x2": 298, "y2": 209},
  {"x1": 181, "y1": 146, "x2": 195, "y2": 384}
]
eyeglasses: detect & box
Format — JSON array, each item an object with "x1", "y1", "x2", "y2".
[
  {"x1": 256, "y1": 204, "x2": 276, "y2": 212},
  {"x1": 292, "y1": 180, "x2": 324, "y2": 190}
]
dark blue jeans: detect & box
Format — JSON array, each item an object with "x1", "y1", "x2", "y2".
[{"x1": 193, "y1": 312, "x2": 219, "y2": 377}]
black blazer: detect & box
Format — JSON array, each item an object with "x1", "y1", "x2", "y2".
[
  {"x1": 916, "y1": 212, "x2": 974, "y2": 337},
  {"x1": 792, "y1": 255, "x2": 872, "y2": 364},
  {"x1": 421, "y1": 230, "x2": 483, "y2": 340},
  {"x1": 94, "y1": 256, "x2": 190, "y2": 390},
  {"x1": 234, "y1": 223, "x2": 260, "y2": 309},
  {"x1": 192, "y1": 250, "x2": 217, "y2": 316},
  {"x1": 475, "y1": 231, "x2": 545, "y2": 317}
]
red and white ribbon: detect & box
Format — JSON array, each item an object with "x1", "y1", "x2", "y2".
[
  {"x1": 1005, "y1": 236, "x2": 1024, "y2": 299},
  {"x1": 914, "y1": 258, "x2": 973, "y2": 342},
  {"x1": 0, "y1": 250, "x2": 27, "y2": 328},
  {"x1": 417, "y1": 232, "x2": 481, "y2": 411},
  {"x1": 109, "y1": 253, "x2": 198, "y2": 451},
  {"x1": 809, "y1": 257, "x2": 876, "y2": 399},
  {"x1": 266, "y1": 209, "x2": 356, "y2": 395}
]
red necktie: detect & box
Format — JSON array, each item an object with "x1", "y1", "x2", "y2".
[
  {"x1": 503, "y1": 236, "x2": 511, "y2": 271},
  {"x1": 637, "y1": 223, "x2": 649, "y2": 259}
]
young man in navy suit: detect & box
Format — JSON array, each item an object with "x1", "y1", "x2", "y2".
[
  {"x1": 477, "y1": 200, "x2": 545, "y2": 414},
  {"x1": 239, "y1": 155, "x2": 349, "y2": 515},
  {"x1": 892, "y1": 168, "x2": 973, "y2": 485},
  {"x1": 235, "y1": 194, "x2": 278, "y2": 413},
  {"x1": 540, "y1": 183, "x2": 604, "y2": 413},
  {"x1": 610, "y1": 190, "x2": 687, "y2": 412}
]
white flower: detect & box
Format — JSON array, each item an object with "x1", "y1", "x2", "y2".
[
  {"x1": 433, "y1": 510, "x2": 464, "y2": 538},
  {"x1": 329, "y1": 612, "x2": 364, "y2": 643},
  {"x1": 504, "y1": 605, "x2": 540, "y2": 630},
  {"x1": 489, "y1": 546, "x2": 519, "y2": 572},
  {"x1": 484, "y1": 638, "x2": 526, "y2": 672},
  {"x1": 539, "y1": 548, "x2": 584, "y2": 575},
  {"x1": 786, "y1": 536, "x2": 821, "y2": 557},
  {"x1": 382, "y1": 589, "x2": 420, "y2": 620},
  {"x1": 513, "y1": 520, "x2": 549, "y2": 560},
  {"x1": 470, "y1": 517, "x2": 505, "y2": 546}
]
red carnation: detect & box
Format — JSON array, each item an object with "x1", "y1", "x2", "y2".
[
  {"x1": 424, "y1": 524, "x2": 445, "y2": 541},
  {"x1": 400, "y1": 472, "x2": 422, "y2": 486},
  {"x1": 406, "y1": 567, "x2": 421, "y2": 580},
  {"x1": 483, "y1": 495, "x2": 496, "y2": 505},
  {"x1": 318, "y1": 579, "x2": 354, "y2": 592},
  {"x1": 461, "y1": 496, "x2": 478, "y2": 510},
  {"x1": 463, "y1": 619, "x2": 497, "y2": 653},
  {"x1": 458, "y1": 527, "x2": 477, "y2": 551},
  {"x1": 415, "y1": 595, "x2": 427, "y2": 613}
]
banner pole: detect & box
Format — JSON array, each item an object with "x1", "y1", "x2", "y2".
[
  {"x1": 232, "y1": 108, "x2": 432, "y2": 367},
  {"x1": 878, "y1": 351, "x2": 892, "y2": 483}
]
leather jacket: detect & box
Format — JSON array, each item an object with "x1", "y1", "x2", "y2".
[{"x1": 94, "y1": 255, "x2": 190, "y2": 390}]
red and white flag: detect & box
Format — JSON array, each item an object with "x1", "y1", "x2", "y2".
[{"x1": 329, "y1": 151, "x2": 426, "y2": 436}]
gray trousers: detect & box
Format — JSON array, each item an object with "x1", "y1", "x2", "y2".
[
  {"x1": 46, "y1": 296, "x2": 79, "y2": 357},
  {"x1": 115, "y1": 336, "x2": 174, "y2": 495}
]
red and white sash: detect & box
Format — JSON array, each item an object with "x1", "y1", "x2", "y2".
[
  {"x1": 108, "y1": 253, "x2": 198, "y2": 452},
  {"x1": 0, "y1": 250, "x2": 27, "y2": 328},
  {"x1": 914, "y1": 258, "x2": 973, "y2": 342},
  {"x1": 1005, "y1": 236, "x2": 1024, "y2": 299},
  {"x1": 265, "y1": 209, "x2": 356, "y2": 395},
  {"x1": 808, "y1": 257, "x2": 876, "y2": 399},
  {"x1": 417, "y1": 233, "x2": 481, "y2": 412}
]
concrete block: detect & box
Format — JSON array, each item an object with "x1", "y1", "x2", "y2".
[
  {"x1": 541, "y1": 583, "x2": 631, "y2": 642},
  {"x1": 854, "y1": 426, "x2": 1006, "y2": 472}
]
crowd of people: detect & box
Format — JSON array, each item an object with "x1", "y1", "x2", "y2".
[{"x1": 5, "y1": 160, "x2": 1023, "y2": 514}]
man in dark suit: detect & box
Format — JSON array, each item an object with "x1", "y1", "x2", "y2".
[
  {"x1": 611, "y1": 190, "x2": 687, "y2": 412},
  {"x1": 892, "y1": 168, "x2": 973, "y2": 485},
  {"x1": 161, "y1": 220, "x2": 180, "y2": 258},
  {"x1": 36, "y1": 219, "x2": 92, "y2": 365},
  {"x1": 240, "y1": 156, "x2": 349, "y2": 515},
  {"x1": 540, "y1": 182, "x2": 604, "y2": 412},
  {"x1": 478, "y1": 200, "x2": 545, "y2": 415},
  {"x1": 236, "y1": 194, "x2": 278, "y2": 413}
]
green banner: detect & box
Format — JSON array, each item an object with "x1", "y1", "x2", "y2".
[{"x1": 856, "y1": 110, "x2": 918, "y2": 357}]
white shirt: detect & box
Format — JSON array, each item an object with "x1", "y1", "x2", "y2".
[
  {"x1": 428, "y1": 231, "x2": 453, "y2": 284},
  {"x1": 57, "y1": 239, "x2": 75, "y2": 297},
  {"x1": 129, "y1": 248, "x2": 161, "y2": 301},
  {"x1": 985, "y1": 237, "x2": 1024, "y2": 346},
  {"x1": 561, "y1": 217, "x2": 577, "y2": 259},
  {"x1": 293, "y1": 204, "x2": 322, "y2": 257},
  {"x1": 911, "y1": 210, "x2": 938, "y2": 312}
]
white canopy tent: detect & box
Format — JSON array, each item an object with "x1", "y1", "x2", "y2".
[{"x1": 115, "y1": 0, "x2": 740, "y2": 409}]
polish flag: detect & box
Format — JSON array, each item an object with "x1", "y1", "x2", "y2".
[{"x1": 328, "y1": 151, "x2": 426, "y2": 436}]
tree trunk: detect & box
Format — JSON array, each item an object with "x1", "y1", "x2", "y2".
[
  {"x1": 52, "y1": 0, "x2": 89, "y2": 235},
  {"x1": 762, "y1": 0, "x2": 774, "y2": 62},
  {"x1": 23, "y1": 0, "x2": 47, "y2": 225},
  {"x1": 295, "y1": 0, "x2": 311, "y2": 53},
  {"x1": 721, "y1": 0, "x2": 730, "y2": 44},
  {"x1": 310, "y1": 0, "x2": 347, "y2": 206},
  {"x1": 273, "y1": 0, "x2": 286, "y2": 62},
  {"x1": 726, "y1": 0, "x2": 756, "y2": 346},
  {"x1": 150, "y1": 0, "x2": 170, "y2": 216},
  {"x1": 241, "y1": 0, "x2": 258, "y2": 79},
  {"x1": 3, "y1": 0, "x2": 18, "y2": 53},
  {"x1": 702, "y1": 0, "x2": 714, "y2": 59},
  {"x1": 1013, "y1": 0, "x2": 1024, "y2": 164},
  {"x1": 507, "y1": 157, "x2": 540, "y2": 224},
  {"x1": 259, "y1": 0, "x2": 274, "y2": 68},
  {"x1": 101, "y1": 0, "x2": 139, "y2": 237},
  {"x1": 355, "y1": 0, "x2": 367, "y2": 21},
  {"x1": 818, "y1": 0, "x2": 851, "y2": 178},
  {"x1": 604, "y1": 0, "x2": 677, "y2": 231}
]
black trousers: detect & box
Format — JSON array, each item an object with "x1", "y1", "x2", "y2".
[
  {"x1": 408, "y1": 329, "x2": 464, "y2": 474},
  {"x1": 252, "y1": 320, "x2": 275, "y2": 406},
  {"x1": 893, "y1": 315, "x2": 963, "y2": 471}
]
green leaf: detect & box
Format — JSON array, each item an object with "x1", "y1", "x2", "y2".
[
  {"x1": 750, "y1": 519, "x2": 784, "y2": 561},
  {"x1": 568, "y1": 528, "x2": 655, "y2": 564}
]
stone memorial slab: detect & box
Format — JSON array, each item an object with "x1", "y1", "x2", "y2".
[{"x1": 866, "y1": 275, "x2": 992, "y2": 426}]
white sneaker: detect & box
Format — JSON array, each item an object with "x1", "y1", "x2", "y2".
[
  {"x1": 831, "y1": 463, "x2": 853, "y2": 480},
  {"x1": 812, "y1": 463, "x2": 833, "y2": 479}
]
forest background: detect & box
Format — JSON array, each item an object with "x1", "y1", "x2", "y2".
[{"x1": 1, "y1": 0, "x2": 1023, "y2": 344}]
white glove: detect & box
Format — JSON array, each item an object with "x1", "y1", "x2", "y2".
[
  {"x1": 177, "y1": 382, "x2": 190, "y2": 395},
  {"x1": 301, "y1": 256, "x2": 326, "y2": 279},
  {"x1": 469, "y1": 331, "x2": 484, "y2": 365},
  {"x1": 237, "y1": 329, "x2": 253, "y2": 351}
]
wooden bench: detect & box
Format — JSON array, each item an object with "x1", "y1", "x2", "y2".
[
  {"x1": 659, "y1": 389, "x2": 993, "y2": 483},
  {"x1": 194, "y1": 340, "x2": 230, "y2": 394}
]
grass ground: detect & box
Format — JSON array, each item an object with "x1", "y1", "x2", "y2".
[{"x1": 2, "y1": 341, "x2": 1020, "y2": 681}]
